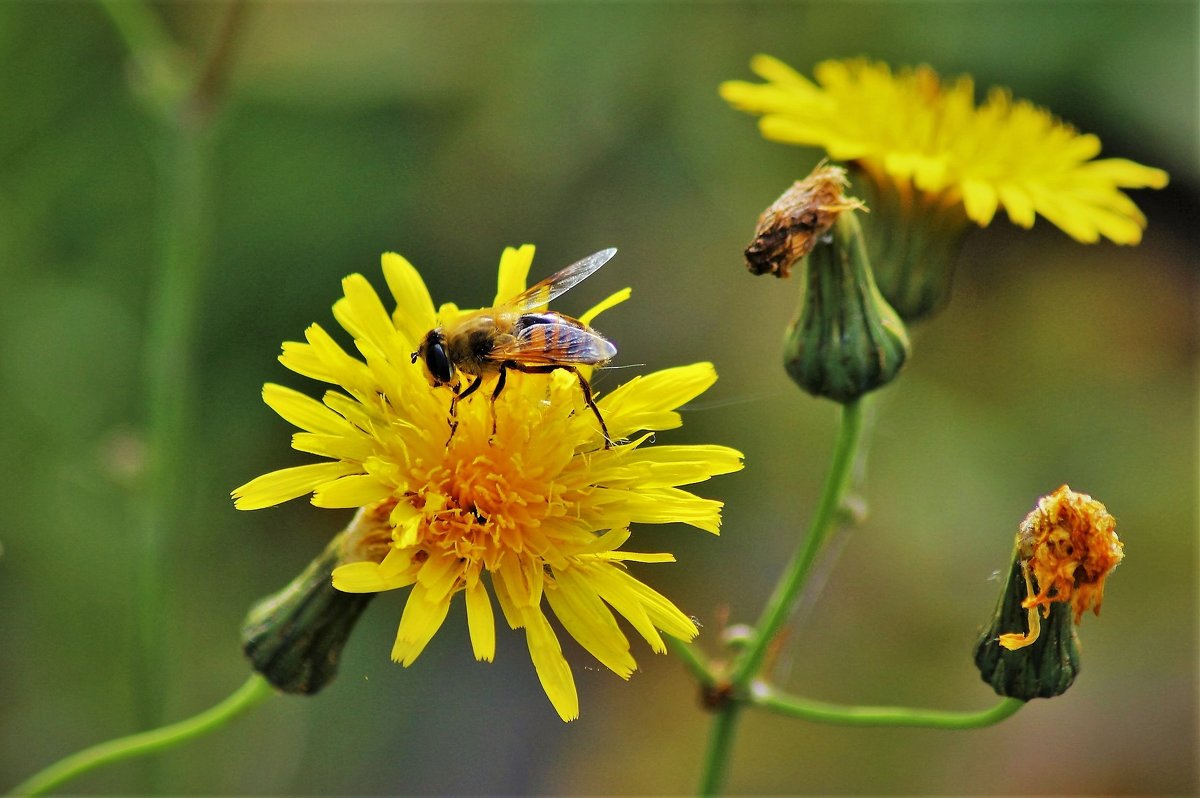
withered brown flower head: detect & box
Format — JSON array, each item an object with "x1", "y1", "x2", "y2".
[
  {"x1": 1000, "y1": 484, "x2": 1124, "y2": 651},
  {"x1": 1018, "y1": 484, "x2": 1123, "y2": 623},
  {"x1": 744, "y1": 163, "x2": 866, "y2": 278}
]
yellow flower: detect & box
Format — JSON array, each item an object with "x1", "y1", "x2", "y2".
[
  {"x1": 720, "y1": 56, "x2": 1169, "y2": 245},
  {"x1": 232, "y1": 245, "x2": 743, "y2": 721}
]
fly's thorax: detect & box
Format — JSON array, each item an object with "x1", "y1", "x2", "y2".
[{"x1": 444, "y1": 312, "x2": 511, "y2": 376}]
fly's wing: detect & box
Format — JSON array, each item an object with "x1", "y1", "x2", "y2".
[
  {"x1": 494, "y1": 318, "x2": 617, "y2": 365},
  {"x1": 507, "y1": 248, "x2": 617, "y2": 313}
]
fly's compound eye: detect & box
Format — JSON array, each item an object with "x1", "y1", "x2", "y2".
[{"x1": 424, "y1": 340, "x2": 453, "y2": 385}]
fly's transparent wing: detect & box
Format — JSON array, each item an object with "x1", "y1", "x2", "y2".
[{"x1": 508, "y1": 248, "x2": 617, "y2": 313}]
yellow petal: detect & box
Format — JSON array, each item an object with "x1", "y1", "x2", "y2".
[
  {"x1": 579, "y1": 287, "x2": 632, "y2": 327},
  {"x1": 333, "y1": 274, "x2": 409, "y2": 368},
  {"x1": 589, "y1": 486, "x2": 724, "y2": 535},
  {"x1": 278, "y1": 340, "x2": 336, "y2": 384},
  {"x1": 489, "y1": 563, "x2": 524, "y2": 630},
  {"x1": 960, "y1": 178, "x2": 999, "y2": 226},
  {"x1": 601, "y1": 551, "x2": 676, "y2": 564},
  {"x1": 464, "y1": 580, "x2": 496, "y2": 662},
  {"x1": 392, "y1": 581, "x2": 453, "y2": 666},
  {"x1": 300, "y1": 323, "x2": 375, "y2": 396},
  {"x1": 1082, "y1": 158, "x2": 1169, "y2": 188},
  {"x1": 593, "y1": 562, "x2": 698, "y2": 646},
  {"x1": 232, "y1": 461, "x2": 360, "y2": 510},
  {"x1": 750, "y1": 53, "x2": 818, "y2": 90},
  {"x1": 523, "y1": 609, "x2": 579, "y2": 721},
  {"x1": 997, "y1": 183, "x2": 1037, "y2": 229},
  {"x1": 311, "y1": 474, "x2": 393, "y2": 508},
  {"x1": 393, "y1": 514, "x2": 421, "y2": 549},
  {"x1": 547, "y1": 568, "x2": 637, "y2": 678},
  {"x1": 600, "y1": 362, "x2": 718, "y2": 438},
  {"x1": 263, "y1": 383, "x2": 354, "y2": 435},
  {"x1": 290, "y1": 431, "x2": 372, "y2": 463},
  {"x1": 584, "y1": 562, "x2": 665, "y2": 653},
  {"x1": 416, "y1": 551, "x2": 464, "y2": 601},
  {"x1": 381, "y1": 252, "x2": 437, "y2": 348},
  {"x1": 333, "y1": 558, "x2": 417, "y2": 593},
  {"x1": 589, "y1": 444, "x2": 744, "y2": 487},
  {"x1": 494, "y1": 244, "x2": 536, "y2": 305}
]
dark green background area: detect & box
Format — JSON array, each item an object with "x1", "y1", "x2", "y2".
[{"x1": 1, "y1": 2, "x2": 1196, "y2": 794}]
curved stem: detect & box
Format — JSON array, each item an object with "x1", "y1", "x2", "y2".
[
  {"x1": 696, "y1": 399, "x2": 866, "y2": 795},
  {"x1": 731, "y1": 398, "x2": 865, "y2": 684},
  {"x1": 9, "y1": 676, "x2": 276, "y2": 796},
  {"x1": 750, "y1": 685, "x2": 1025, "y2": 729}
]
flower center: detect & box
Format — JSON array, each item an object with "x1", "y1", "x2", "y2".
[{"x1": 415, "y1": 447, "x2": 566, "y2": 569}]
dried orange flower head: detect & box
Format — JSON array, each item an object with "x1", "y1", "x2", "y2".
[
  {"x1": 745, "y1": 163, "x2": 866, "y2": 278},
  {"x1": 1017, "y1": 484, "x2": 1124, "y2": 624}
]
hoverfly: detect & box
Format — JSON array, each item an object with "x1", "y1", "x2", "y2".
[{"x1": 413, "y1": 248, "x2": 619, "y2": 447}]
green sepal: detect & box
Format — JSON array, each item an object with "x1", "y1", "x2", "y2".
[
  {"x1": 974, "y1": 558, "x2": 1081, "y2": 700},
  {"x1": 241, "y1": 534, "x2": 375, "y2": 695},
  {"x1": 783, "y1": 212, "x2": 911, "y2": 403},
  {"x1": 856, "y1": 175, "x2": 970, "y2": 324}
]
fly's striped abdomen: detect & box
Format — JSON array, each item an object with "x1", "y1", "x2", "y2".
[{"x1": 507, "y1": 312, "x2": 616, "y2": 365}]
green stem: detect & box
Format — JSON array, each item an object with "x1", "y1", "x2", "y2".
[
  {"x1": 9, "y1": 676, "x2": 276, "y2": 796},
  {"x1": 96, "y1": 0, "x2": 189, "y2": 119},
  {"x1": 96, "y1": 0, "x2": 244, "y2": 733},
  {"x1": 697, "y1": 702, "x2": 742, "y2": 797},
  {"x1": 696, "y1": 399, "x2": 866, "y2": 795},
  {"x1": 731, "y1": 399, "x2": 865, "y2": 684},
  {"x1": 133, "y1": 101, "x2": 211, "y2": 728},
  {"x1": 751, "y1": 685, "x2": 1025, "y2": 729}
]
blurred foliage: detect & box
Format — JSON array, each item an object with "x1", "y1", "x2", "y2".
[{"x1": 1, "y1": 1, "x2": 1196, "y2": 794}]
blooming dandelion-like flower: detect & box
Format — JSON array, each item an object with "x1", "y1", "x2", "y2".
[
  {"x1": 721, "y1": 56, "x2": 1168, "y2": 244},
  {"x1": 721, "y1": 56, "x2": 1170, "y2": 320},
  {"x1": 232, "y1": 245, "x2": 743, "y2": 721}
]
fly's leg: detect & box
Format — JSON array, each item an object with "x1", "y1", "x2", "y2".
[
  {"x1": 488, "y1": 365, "x2": 508, "y2": 441},
  {"x1": 568, "y1": 367, "x2": 613, "y2": 449},
  {"x1": 447, "y1": 375, "x2": 483, "y2": 447},
  {"x1": 507, "y1": 363, "x2": 613, "y2": 449}
]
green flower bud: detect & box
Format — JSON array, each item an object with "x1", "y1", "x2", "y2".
[
  {"x1": 241, "y1": 506, "x2": 391, "y2": 695},
  {"x1": 973, "y1": 485, "x2": 1123, "y2": 700},
  {"x1": 782, "y1": 210, "x2": 911, "y2": 403},
  {"x1": 973, "y1": 558, "x2": 1080, "y2": 700}
]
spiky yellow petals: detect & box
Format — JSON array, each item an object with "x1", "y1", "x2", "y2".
[
  {"x1": 234, "y1": 246, "x2": 743, "y2": 720},
  {"x1": 721, "y1": 56, "x2": 1169, "y2": 245}
]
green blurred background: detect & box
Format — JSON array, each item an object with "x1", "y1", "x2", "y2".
[{"x1": 2, "y1": 1, "x2": 1196, "y2": 794}]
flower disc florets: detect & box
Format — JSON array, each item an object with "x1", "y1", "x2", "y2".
[{"x1": 233, "y1": 245, "x2": 743, "y2": 720}]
